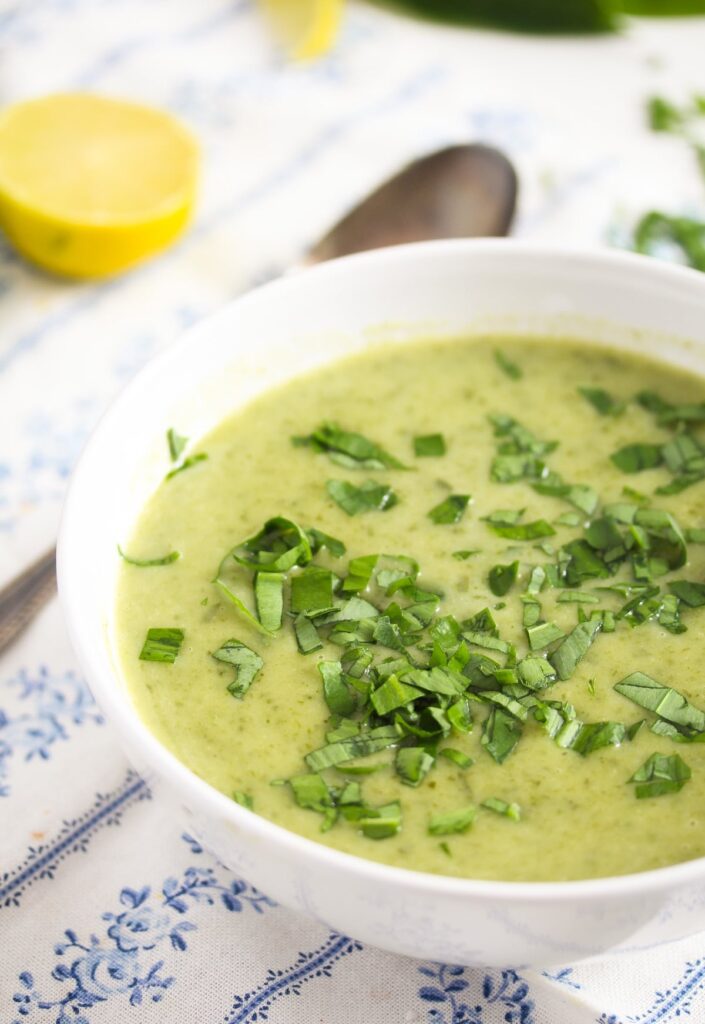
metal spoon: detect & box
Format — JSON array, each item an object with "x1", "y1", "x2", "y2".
[{"x1": 0, "y1": 143, "x2": 517, "y2": 656}]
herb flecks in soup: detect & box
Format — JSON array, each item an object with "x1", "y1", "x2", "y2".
[{"x1": 116, "y1": 338, "x2": 705, "y2": 882}]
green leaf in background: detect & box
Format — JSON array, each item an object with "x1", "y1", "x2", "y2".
[
  {"x1": 634, "y1": 213, "x2": 705, "y2": 272},
  {"x1": 375, "y1": 0, "x2": 617, "y2": 33},
  {"x1": 623, "y1": 0, "x2": 705, "y2": 13}
]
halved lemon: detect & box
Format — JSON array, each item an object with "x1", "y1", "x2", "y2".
[
  {"x1": 259, "y1": 0, "x2": 344, "y2": 59},
  {"x1": 0, "y1": 93, "x2": 199, "y2": 278}
]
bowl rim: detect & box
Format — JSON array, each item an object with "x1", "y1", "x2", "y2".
[{"x1": 58, "y1": 237, "x2": 705, "y2": 904}]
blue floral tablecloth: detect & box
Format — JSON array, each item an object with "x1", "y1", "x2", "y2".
[{"x1": 3, "y1": 2, "x2": 705, "y2": 1021}]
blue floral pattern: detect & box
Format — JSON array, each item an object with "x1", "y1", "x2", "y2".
[
  {"x1": 418, "y1": 963, "x2": 535, "y2": 1024},
  {"x1": 10, "y1": 863, "x2": 274, "y2": 1023},
  {"x1": 0, "y1": 667, "x2": 103, "y2": 796}
]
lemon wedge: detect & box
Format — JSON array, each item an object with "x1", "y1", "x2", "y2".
[
  {"x1": 259, "y1": 0, "x2": 343, "y2": 59},
  {"x1": 0, "y1": 93, "x2": 199, "y2": 278}
]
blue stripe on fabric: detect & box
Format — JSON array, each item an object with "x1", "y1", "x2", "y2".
[
  {"x1": 224, "y1": 933, "x2": 363, "y2": 1024},
  {"x1": 0, "y1": 771, "x2": 149, "y2": 906}
]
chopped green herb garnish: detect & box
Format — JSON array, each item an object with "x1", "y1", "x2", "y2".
[
  {"x1": 118, "y1": 545, "x2": 180, "y2": 567},
  {"x1": 233, "y1": 791, "x2": 254, "y2": 810},
  {"x1": 166, "y1": 453, "x2": 208, "y2": 480},
  {"x1": 488, "y1": 518, "x2": 555, "y2": 541},
  {"x1": 289, "y1": 773, "x2": 334, "y2": 812},
  {"x1": 139, "y1": 627, "x2": 184, "y2": 664},
  {"x1": 622, "y1": 486, "x2": 650, "y2": 506},
  {"x1": 494, "y1": 350, "x2": 522, "y2": 380},
  {"x1": 517, "y1": 655, "x2": 556, "y2": 690},
  {"x1": 228, "y1": 516, "x2": 312, "y2": 573},
  {"x1": 359, "y1": 801, "x2": 402, "y2": 840},
  {"x1": 295, "y1": 422, "x2": 408, "y2": 470},
  {"x1": 549, "y1": 618, "x2": 601, "y2": 680},
  {"x1": 557, "y1": 591, "x2": 600, "y2": 604},
  {"x1": 481, "y1": 707, "x2": 522, "y2": 763},
  {"x1": 610, "y1": 443, "x2": 663, "y2": 474},
  {"x1": 578, "y1": 387, "x2": 625, "y2": 416},
  {"x1": 481, "y1": 797, "x2": 521, "y2": 821},
  {"x1": 396, "y1": 746, "x2": 435, "y2": 786},
  {"x1": 167, "y1": 427, "x2": 188, "y2": 462},
  {"x1": 568, "y1": 720, "x2": 626, "y2": 756},
  {"x1": 555, "y1": 512, "x2": 582, "y2": 527},
  {"x1": 255, "y1": 572, "x2": 284, "y2": 632},
  {"x1": 428, "y1": 805, "x2": 476, "y2": 836},
  {"x1": 414, "y1": 433, "x2": 446, "y2": 457},
  {"x1": 452, "y1": 549, "x2": 480, "y2": 560},
  {"x1": 526, "y1": 620, "x2": 565, "y2": 651},
  {"x1": 629, "y1": 753, "x2": 691, "y2": 799},
  {"x1": 212, "y1": 638, "x2": 264, "y2": 698},
  {"x1": 290, "y1": 567, "x2": 334, "y2": 615},
  {"x1": 371, "y1": 675, "x2": 424, "y2": 716},
  {"x1": 319, "y1": 661, "x2": 358, "y2": 717},
  {"x1": 305, "y1": 727, "x2": 399, "y2": 771},
  {"x1": 615, "y1": 672, "x2": 705, "y2": 737},
  {"x1": 327, "y1": 479, "x2": 398, "y2": 516},
  {"x1": 307, "y1": 527, "x2": 346, "y2": 558},
  {"x1": 428, "y1": 494, "x2": 471, "y2": 525},
  {"x1": 438, "y1": 747, "x2": 474, "y2": 769},
  {"x1": 293, "y1": 613, "x2": 323, "y2": 654},
  {"x1": 488, "y1": 560, "x2": 519, "y2": 597},
  {"x1": 668, "y1": 580, "x2": 705, "y2": 607}
]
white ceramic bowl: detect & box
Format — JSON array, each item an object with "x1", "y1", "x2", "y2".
[{"x1": 59, "y1": 240, "x2": 705, "y2": 968}]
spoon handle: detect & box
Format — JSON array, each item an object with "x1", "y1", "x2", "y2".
[{"x1": 0, "y1": 547, "x2": 57, "y2": 656}]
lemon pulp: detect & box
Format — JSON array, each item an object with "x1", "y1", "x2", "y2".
[{"x1": 0, "y1": 93, "x2": 199, "y2": 278}]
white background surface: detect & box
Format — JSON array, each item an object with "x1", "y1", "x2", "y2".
[{"x1": 2, "y1": 2, "x2": 705, "y2": 1021}]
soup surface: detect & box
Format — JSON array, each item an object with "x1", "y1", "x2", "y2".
[{"x1": 116, "y1": 337, "x2": 705, "y2": 881}]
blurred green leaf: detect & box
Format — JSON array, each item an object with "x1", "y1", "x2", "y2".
[{"x1": 374, "y1": 0, "x2": 617, "y2": 33}]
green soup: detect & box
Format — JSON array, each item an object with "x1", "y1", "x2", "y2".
[{"x1": 116, "y1": 337, "x2": 705, "y2": 882}]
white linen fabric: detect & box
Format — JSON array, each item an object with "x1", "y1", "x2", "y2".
[{"x1": 2, "y1": 3, "x2": 705, "y2": 1021}]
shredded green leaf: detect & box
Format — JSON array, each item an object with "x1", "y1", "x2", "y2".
[
  {"x1": 428, "y1": 805, "x2": 476, "y2": 836},
  {"x1": 139, "y1": 627, "x2": 184, "y2": 664},
  {"x1": 414, "y1": 433, "x2": 446, "y2": 457},
  {"x1": 488, "y1": 560, "x2": 519, "y2": 597},
  {"x1": 118, "y1": 545, "x2": 180, "y2": 567},
  {"x1": 295, "y1": 422, "x2": 409, "y2": 470},
  {"x1": 212, "y1": 638, "x2": 264, "y2": 698},
  {"x1": 629, "y1": 752, "x2": 691, "y2": 799},
  {"x1": 578, "y1": 386, "x2": 625, "y2": 416},
  {"x1": 494, "y1": 350, "x2": 522, "y2": 380},
  {"x1": 327, "y1": 479, "x2": 398, "y2": 516},
  {"x1": 428, "y1": 494, "x2": 471, "y2": 525},
  {"x1": 481, "y1": 797, "x2": 521, "y2": 821}
]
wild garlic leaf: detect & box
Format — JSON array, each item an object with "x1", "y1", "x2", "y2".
[
  {"x1": 610, "y1": 443, "x2": 664, "y2": 474},
  {"x1": 414, "y1": 433, "x2": 446, "y2": 457},
  {"x1": 629, "y1": 752, "x2": 691, "y2": 799},
  {"x1": 118, "y1": 545, "x2": 180, "y2": 567},
  {"x1": 139, "y1": 627, "x2": 184, "y2": 664},
  {"x1": 296, "y1": 422, "x2": 409, "y2": 470},
  {"x1": 327, "y1": 479, "x2": 399, "y2": 516},
  {"x1": 428, "y1": 494, "x2": 471, "y2": 525},
  {"x1": 212, "y1": 638, "x2": 264, "y2": 698},
  {"x1": 578, "y1": 386, "x2": 625, "y2": 416},
  {"x1": 488, "y1": 560, "x2": 519, "y2": 597},
  {"x1": 494, "y1": 350, "x2": 522, "y2": 380},
  {"x1": 614, "y1": 672, "x2": 705, "y2": 735},
  {"x1": 428, "y1": 805, "x2": 476, "y2": 836}
]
